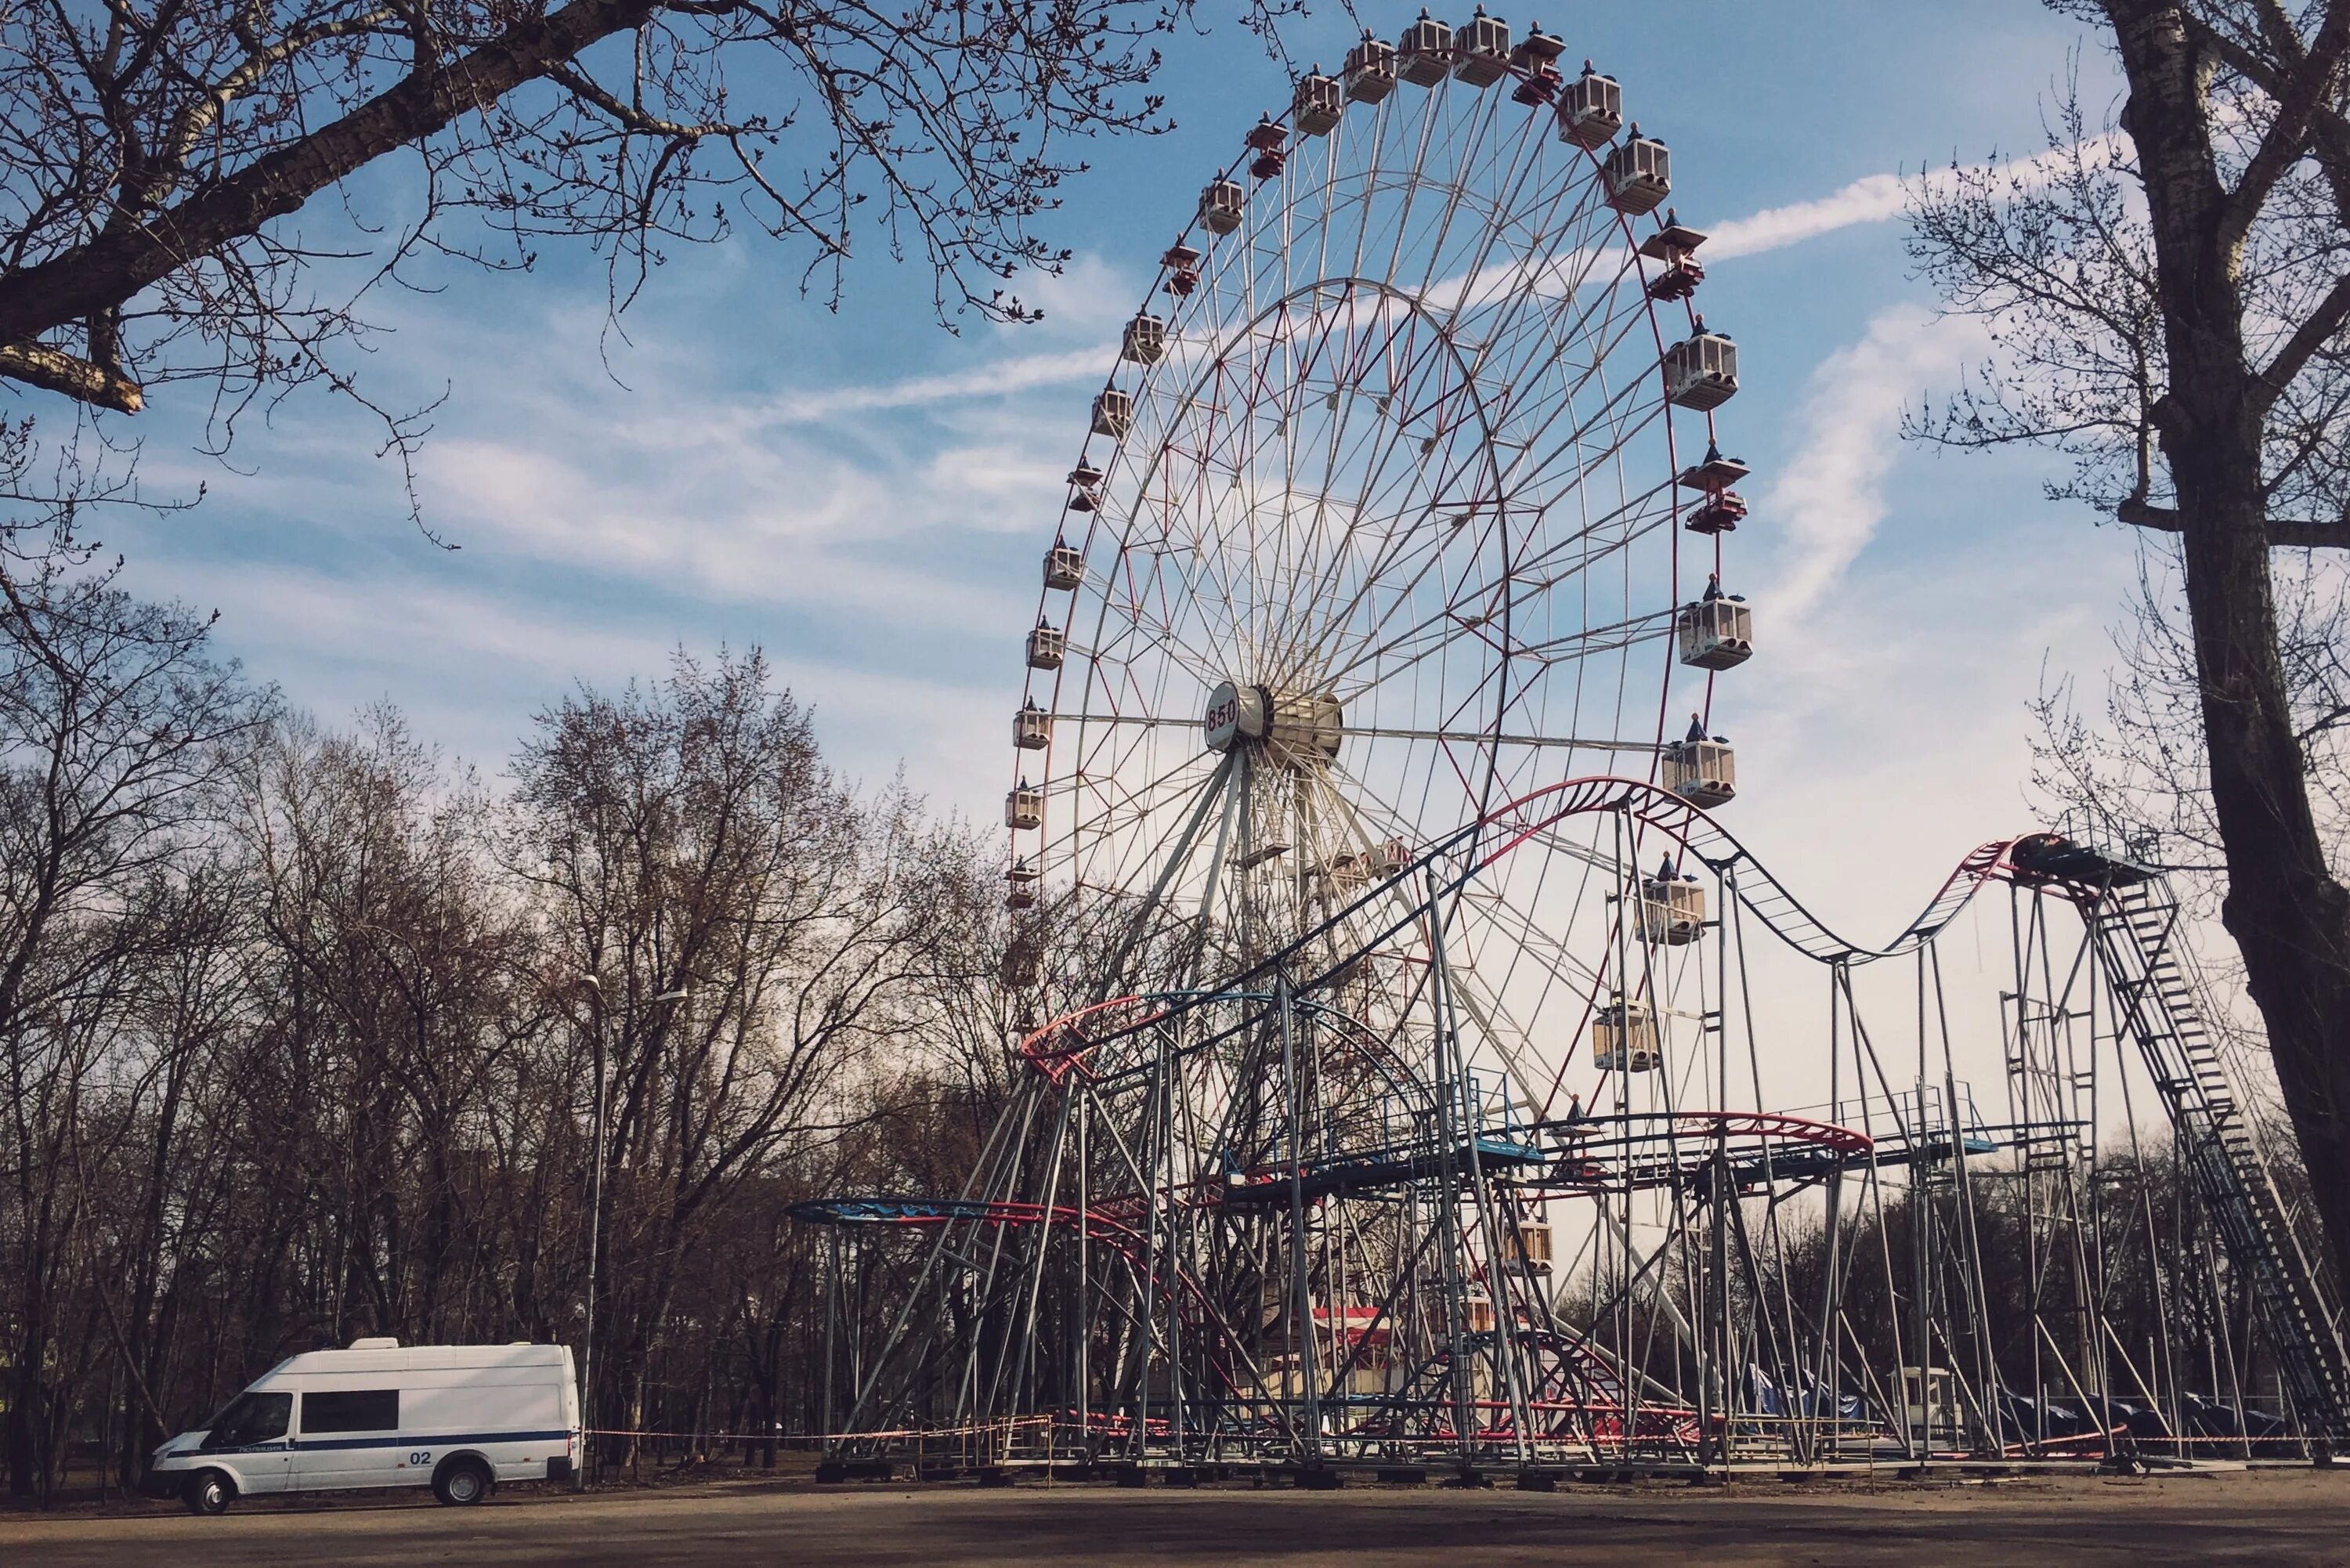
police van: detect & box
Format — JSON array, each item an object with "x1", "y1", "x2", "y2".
[{"x1": 144, "y1": 1339, "x2": 580, "y2": 1514}]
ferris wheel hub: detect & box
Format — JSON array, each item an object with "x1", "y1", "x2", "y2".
[{"x1": 1203, "y1": 680, "x2": 1343, "y2": 768}]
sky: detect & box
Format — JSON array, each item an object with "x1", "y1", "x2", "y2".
[{"x1": 84, "y1": 0, "x2": 2149, "y2": 987}]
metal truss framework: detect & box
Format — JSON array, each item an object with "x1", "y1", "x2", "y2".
[{"x1": 801, "y1": 784, "x2": 2350, "y2": 1475}]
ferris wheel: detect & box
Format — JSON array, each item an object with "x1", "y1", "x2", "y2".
[{"x1": 1003, "y1": 14, "x2": 1755, "y2": 1118}]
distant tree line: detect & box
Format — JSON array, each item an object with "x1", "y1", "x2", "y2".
[{"x1": 0, "y1": 551, "x2": 1022, "y2": 1501}]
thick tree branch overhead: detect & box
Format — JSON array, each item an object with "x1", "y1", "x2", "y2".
[{"x1": 0, "y1": 0, "x2": 1305, "y2": 419}]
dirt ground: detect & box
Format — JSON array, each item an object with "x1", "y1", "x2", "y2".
[{"x1": 3, "y1": 1467, "x2": 2348, "y2": 1566}]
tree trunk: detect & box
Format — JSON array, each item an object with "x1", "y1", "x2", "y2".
[{"x1": 2114, "y1": 0, "x2": 2350, "y2": 1310}]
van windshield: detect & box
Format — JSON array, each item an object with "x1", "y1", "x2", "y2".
[{"x1": 200, "y1": 1391, "x2": 291, "y2": 1449}]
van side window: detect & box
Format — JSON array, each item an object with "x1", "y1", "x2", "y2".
[
  {"x1": 201, "y1": 1391, "x2": 292, "y2": 1449},
  {"x1": 302, "y1": 1389, "x2": 400, "y2": 1433}
]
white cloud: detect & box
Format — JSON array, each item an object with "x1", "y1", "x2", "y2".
[
  {"x1": 1710, "y1": 135, "x2": 2124, "y2": 260},
  {"x1": 1756, "y1": 304, "x2": 1992, "y2": 622},
  {"x1": 759, "y1": 344, "x2": 1115, "y2": 425},
  {"x1": 1708, "y1": 173, "x2": 1910, "y2": 261}
]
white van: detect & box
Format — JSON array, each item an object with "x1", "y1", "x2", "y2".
[{"x1": 143, "y1": 1339, "x2": 580, "y2": 1514}]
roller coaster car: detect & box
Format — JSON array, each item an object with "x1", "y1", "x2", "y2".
[{"x1": 2007, "y1": 833, "x2": 2160, "y2": 888}]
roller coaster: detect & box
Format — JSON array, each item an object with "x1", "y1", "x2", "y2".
[{"x1": 797, "y1": 783, "x2": 2349, "y2": 1475}]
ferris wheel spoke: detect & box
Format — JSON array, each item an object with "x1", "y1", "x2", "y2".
[
  {"x1": 1343, "y1": 725, "x2": 1662, "y2": 753},
  {"x1": 1318, "y1": 502, "x2": 1680, "y2": 703}
]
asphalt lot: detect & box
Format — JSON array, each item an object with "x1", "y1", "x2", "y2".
[{"x1": 4, "y1": 1468, "x2": 2348, "y2": 1566}]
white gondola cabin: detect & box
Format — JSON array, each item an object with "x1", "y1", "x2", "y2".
[
  {"x1": 1452, "y1": 8, "x2": 1510, "y2": 85},
  {"x1": 1664, "y1": 326, "x2": 1738, "y2": 410},
  {"x1": 1399, "y1": 10, "x2": 1452, "y2": 85},
  {"x1": 1091, "y1": 388, "x2": 1133, "y2": 439},
  {"x1": 1121, "y1": 313, "x2": 1166, "y2": 364},
  {"x1": 1557, "y1": 64, "x2": 1622, "y2": 148},
  {"x1": 1292, "y1": 70, "x2": 1343, "y2": 135},
  {"x1": 1026, "y1": 620, "x2": 1066, "y2": 670},
  {"x1": 1637, "y1": 874, "x2": 1707, "y2": 945},
  {"x1": 1014, "y1": 701, "x2": 1051, "y2": 750},
  {"x1": 1043, "y1": 539, "x2": 1085, "y2": 590},
  {"x1": 1676, "y1": 595, "x2": 1752, "y2": 670},
  {"x1": 1198, "y1": 177, "x2": 1246, "y2": 235},
  {"x1": 1344, "y1": 34, "x2": 1397, "y2": 102},
  {"x1": 1593, "y1": 998, "x2": 1659, "y2": 1073},
  {"x1": 1664, "y1": 735, "x2": 1737, "y2": 808},
  {"x1": 1503, "y1": 1219, "x2": 1553, "y2": 1276},
  {"x1": 1004, "y1": 858, "x2": 1039, "y2": 910},
  {"x1": 1603, "y1": 130, "x2": 1671, "y2": 215},
  {"x1": 1372, "y1": 837, "x2": 1412, "y2": 878},
  {"x1": 1005, "y1": 781, "x2": 1043, "y2": 831}
]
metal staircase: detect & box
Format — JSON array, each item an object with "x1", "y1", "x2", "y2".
[{"x1": 2086, "y1": 876, "x2": 2350, "y2": 1446}]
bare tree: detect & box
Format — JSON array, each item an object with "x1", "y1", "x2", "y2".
[
  {"x1": 509, "y1": 648, "x2": 955, "y2": 1464},
  {"x1": 0, "y1": 565, "x2": 267, "y2": 1494},
  {"x1": 0, "y1": 0, "x2": 1300, "y2": 435},
  {"x1": 1906, "y1": 2, "x2": 2350, "y2": 1303}
]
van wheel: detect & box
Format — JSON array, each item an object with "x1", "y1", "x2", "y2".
[
  {"x1": 433, "y1": 1457, "x2": 494, "y2": 1506},
  {"x1": 183, "y1": 1469, "x2": 234, "y2": 1516}
]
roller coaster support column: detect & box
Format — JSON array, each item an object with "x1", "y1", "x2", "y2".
[
  {"x1": 1423, "y1": 865, "x2": 1477, "y2": 1462},
  {"x1": 1425, "y1": 864, "x2": 1538, "y2": 1468},
  {"x1": 1276, "y1": 973, "x2": 1323, "y2": 1461}
]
